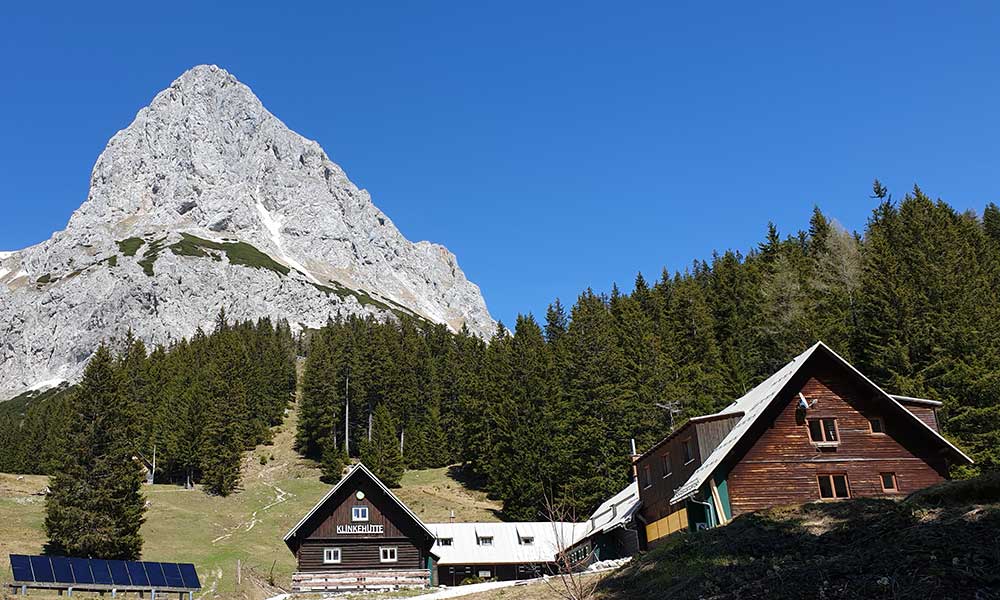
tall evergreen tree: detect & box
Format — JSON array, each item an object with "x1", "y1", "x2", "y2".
[
  {"x1": 361, "y1": 403, "x2": 405, "y2": 487},
  {"x1": 45, "y1": 344, "x2": 146, "y2": 559}
]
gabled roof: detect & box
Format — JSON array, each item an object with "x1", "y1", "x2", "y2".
[
  {"x1": 426, "y1": 521, "x2": 588, "y2": 565},
  {"x1": 284, "y1": 462, "x2": 435, "y2": 544},
  {"x1": 670, "y1": 341, "x2": 973, "y2": 505}
]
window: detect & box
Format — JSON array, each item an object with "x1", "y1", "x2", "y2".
[
  {"x1": 880, "y1": 472, "x2": 898, "y2": 492},
  {"x1": 661, "y1": 452, "x2": 672, "y2": 478},
  {"x1": 682, "y1": 439, "x2": 694, "y2": 464},
  {"x1": 642, "y1": 465, "x2": 652, "y2": 489},
  {"x1": 869, "y1": 417, "x2": 885, "y2": 434},
  {"x1": 323, "y1": 548, "x2": 341, "y2": 564},
  {"x1": 438, "y1": 537, "x2": 453, "y2": 546},
  {"x1": 817, "y1": 474, "x2": 850, "y2": 499},
  {"x1": 379, "y1": 547, "x2": 398, "y2": 563},
  {"x1": 519, "y1": 536, "x2": 534, "y2": 545},
  {"x1": 808, "y1": 418, "x2": 839, "y2": 445},
  {"x1": 351, "y1": 506, "x2": 369, "y2": 522},
  {"x1": 477, "y1": 536, "x2": 493, "y2": 546},
  {"x1": 478, "y1": 570, "x2": 492, "y2": 579}
]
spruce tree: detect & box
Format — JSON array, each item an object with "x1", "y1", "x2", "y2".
[
  {"x1": 45, "y1": 344, "x2": 146, "y2": 559},
  {"x1": 361, "y1": 403, "x2": 405, "y2": 487}
]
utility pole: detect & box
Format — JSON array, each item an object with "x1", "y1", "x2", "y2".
[{"x1": 656, "y1": 401, "x2": 682, "y2": 432}]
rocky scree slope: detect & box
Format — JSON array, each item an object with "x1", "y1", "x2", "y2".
[{"x1": 0, "y1": 64, "x2": 494, "y2": 399}]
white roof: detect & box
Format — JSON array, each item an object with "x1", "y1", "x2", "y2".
[
  {"x1": 284, "y1": 462, "x2": 434, "y2": 543},
  {"x1": 670, "y1": 341, "x2": 973, "y2": 504},
  {"x1": 426, "y1": 521, "x2": 588, "y2": 565},
  {"x1": 582, "y1": 481, "x2": 640, "y2": 536}
]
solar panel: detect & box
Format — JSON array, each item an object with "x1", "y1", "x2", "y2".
[
  {"x1": 144, "y1": 562, "x2": 167, "y2": 587},
  {"x1": 161, "y1": 562, "x2": 184, "y2": 588},
  {"x1": 90, "y1": 559, "x2": 113, "y2": 585},
  {"x1": 10, "y1": 555, "x2": 33, "y2": 583},
  {"x1": 29, "y1": 556, "x2": 54, "y2": 583},
  {"x1": 126, "y1": 561, "x2": 149, "y2": 587},
  {"x1": 50, "y1": 556, "x2": 74, "y2": 584},
  {"x1": 109, "y1": 560, "x2": 132, "y2": 586},
  {"x1": 69, "y1": 557, "x2": 95, "y2": 585},
  {"x1": 178, "y1": 563, "x2": 201, "y2": 589}
]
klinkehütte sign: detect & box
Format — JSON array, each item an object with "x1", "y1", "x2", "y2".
[{"x1": 336, "y1": 523, "x2": 384, "y2": 535}]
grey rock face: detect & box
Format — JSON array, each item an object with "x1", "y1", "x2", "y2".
[{"x1": 0, "y1": 65, "x2": 494, "y2": 399}]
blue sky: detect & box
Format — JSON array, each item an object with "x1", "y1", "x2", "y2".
[{"x1": 2, "y1": 2, "x2": 998, "y2": 326}]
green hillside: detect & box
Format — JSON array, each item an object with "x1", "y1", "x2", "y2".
[
  {"x1": 598, "y1": 475, "x2": 1000, "y2": 600},
  {"x1": 0, "y1": 401, "x2": 501, "y2": 600}
]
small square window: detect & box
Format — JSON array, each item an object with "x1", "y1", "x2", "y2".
[
  {"x1": 438, "y1": 537, "x2": 453, "y2": 546},
  {"x1": 520, "y1": 536, "x2": 534, "y2": 545},
  {"x1": 817, "y1": 474, "x2": 850, "y2": 499},
  {"x1": 661, "y1": 452, "x2": 672, "y2": 478},
  {"x1": 352, "y1": 506, "x2": 369, "y2": 522},
  {"x1": 682, "y1": 439, "x2": 694, "y2": 464},
  {"x1": 323, "y1": 548, "x2": 341, "y2": 564},
  {"x1": 477, "y1": 536, "x2": 493, "y2": 546},
  {"x1": 380, "y1": 547, "x2": 398, "y2": 563},
  {"x1": 869, "y1": 418, "x2": 885, "y2": 434},
  {"x1": 880, "y1": 472, "x2": 898, "y2": 492}
]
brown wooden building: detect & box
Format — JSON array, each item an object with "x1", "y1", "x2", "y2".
[
  {"x1": 283, "y1": 463, "x2": 438, "y2": 592},
  {"x1": 635, "y1": 341, "x2": 973, "y2": 547}
]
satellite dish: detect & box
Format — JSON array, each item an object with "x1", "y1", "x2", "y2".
[{"x1": 798, "y1": 393, "x2": 816, "y2": 410}]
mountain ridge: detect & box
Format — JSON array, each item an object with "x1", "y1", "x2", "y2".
[{"x1": 0, "y1": 64, "x2": 495, "y2": 399}]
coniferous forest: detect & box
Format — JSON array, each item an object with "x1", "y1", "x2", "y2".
[
  {"x1": 0, "y1": 314, "x2": 297, "y2": 496},
  {"x1": 298, "y1": 185, "x2": 1000, "y2": 518},
  {"x1": 2, "y1": 184, "x2": 999, "y2": 522}
]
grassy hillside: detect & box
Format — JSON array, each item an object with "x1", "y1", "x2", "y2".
[
  {"x1": 599, "y1": 475, "x2": 1000, "y2": 600},
  {"x1": 0, "y1": 398, "x2": 501, "y2": 600}
]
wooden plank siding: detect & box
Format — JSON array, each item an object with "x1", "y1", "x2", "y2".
[
  {"x1": 726, "y1": 360, "x2": 950, "y2": 517},
  {"x1": 298, "y1": 539, "x2": 424, "y2": 571},
  {"x1": 896, "y1": 402, "x2": 940, "y2": 432}
]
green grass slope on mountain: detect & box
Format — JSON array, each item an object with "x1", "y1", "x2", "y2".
[
  {"x1": 600, "y1": 475, "x2": 1000, "y2": 600},
  {"x1": 0, "y1": 398, "x2": 501, "y2": 600}
]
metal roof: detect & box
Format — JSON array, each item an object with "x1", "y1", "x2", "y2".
[
  {"x1": 283, "y1": 462, "x2": 435, "y2": 543},
  {"x1": 670, "y1": 341, "x2": 973, "y2": 505},
  {"x1": 426, "y1": 521, "x2": 588, "y2": 565},
  {"x1": 581, "y1": 481, "x2": 641, "y2": 535}
]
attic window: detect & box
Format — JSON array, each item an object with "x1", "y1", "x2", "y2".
[
  {"x1": 438, "y1": 537, "x2": 453, "y2": 546},
  {"x1": 352, "y1": 506, "x2": 369, "y2": 522},
  {"x1": 682, "y1": 439, "x2": 694, "y2": 464},
  {"x1": 477, "y1": 536, "x2": 493, "y2": 546},
  {"x1": 808, "y1": 418, "x2": 839, "y2": 446},
  {"x1": 817, "y1": 474, "x2": 850, "y2": 499},
  {"x1": 520, "y1": 536, "x2": 534, "y2": 545},
  {"x1": 869, "y1": 417, "x2": 885, "y2": 434}
]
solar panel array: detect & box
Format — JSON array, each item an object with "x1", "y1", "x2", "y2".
[{"x1": 9, "y1": 555, "x2": 200, "y2": 590}]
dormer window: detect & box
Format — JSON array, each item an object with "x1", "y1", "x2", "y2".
[
  {"x1": 352, "y1": 506, "x2": 369, "y2": 522},
  {"x1": 808, "y1": 418, "x2": 839, "y2": 446},
  {"x1": 519, "y1": 536, "x2": 534, "y2": 545},
  {"x1": 438, "y1": 537, "x2": 453, "y2": 546},
  {"x1": 477, "y1": 536, "x2": 493, "y2": 546}
]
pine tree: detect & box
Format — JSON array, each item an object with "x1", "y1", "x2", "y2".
[
  {"x1": 45, "y1": 344, "x2": 146, "y2": 559},
  {"x1": 361, "y1": 403, "x2": 405, "y2": 487}
]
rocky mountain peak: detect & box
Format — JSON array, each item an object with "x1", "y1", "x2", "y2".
[{"x1": 0, "y1": 66, "x2": 495, "y2": 399}]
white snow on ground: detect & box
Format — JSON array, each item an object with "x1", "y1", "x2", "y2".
[
  {"x1": 0, "y1": 251, "x2": 13, "y2": 259},
  {"x1": 28, "y1": 378, "x2": 65, "y2": 392},
  {"x1": 255, "y1": 198, "x2": 321, "y2": 284},
  {"x1": 0, "y1": 268, "x2": 10, "y2": 280}
]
